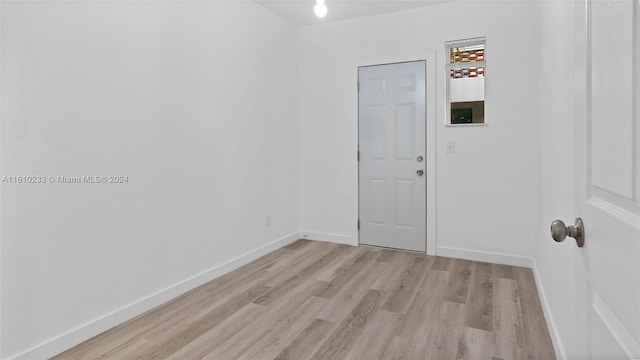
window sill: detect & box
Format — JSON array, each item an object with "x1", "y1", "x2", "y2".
[{"x1": 444, "y1": 123, "x2": 488, "y2": 127}]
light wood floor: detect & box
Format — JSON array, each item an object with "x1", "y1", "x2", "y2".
[{"x1": 53, "y1": 240, "x2": 556, "y2": 360}]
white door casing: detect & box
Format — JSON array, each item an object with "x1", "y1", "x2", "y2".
[
  {"x1": 358, "y1": 61, "x2": 426, "y2": 252},
  {"x1": 574, "y1": 0, "x2": 640, "y2": 358}
]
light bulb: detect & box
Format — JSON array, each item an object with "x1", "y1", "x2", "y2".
[{"x1": 314, "y1": 0, "x2": 327, "y2": 18}]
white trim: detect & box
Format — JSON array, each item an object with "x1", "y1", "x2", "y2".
[
  {"x1": 0, "y1": 0, "x2": 3, "y2": 356},
  {"x1": 588, "y1": 197, "x2": 640, "y2": 230},
  {"x1": 436, "y1": 246, "x2": 533, "y2": 268},
  {"x1": 433, "y1": 247, "x2": 566, "y2": 359},
  {"x1": 444, "y1": 123, "x2": 488, "y2": 128},
  {"x1": 444, "y1": 37, "x2": 487, "y2": 48},
  {"x1": 354, "y1": 50, "x2": 438, "y2": 256},
  {"x1": 6, "y1": 234, "x2": 571, "y2": 360},
  {"x1": 445, "y1": 37, "x2": 487, "y2": 126},
  {"x1": 6, "y1": 232, "x2": 300, "y2": 360},
  {"x1": 299, "y1": 231, "x2": 356, "y2": 246},
  {"x1": 592, "y1": 290, "x2": 640, "y2": 359},
  {"x1": 531, "y1": 258, "x2": 568, "y2": 360}
]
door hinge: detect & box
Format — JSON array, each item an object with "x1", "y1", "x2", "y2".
[
  {"x1": 358, "y1": 219, "x2": 360, "y2": 230},
  {"x1": 357, "y1": 81, "x2": 360, "y2": 92},
  {"x1": 357, "y1": 151, "x2": 360, "y2": 162}
]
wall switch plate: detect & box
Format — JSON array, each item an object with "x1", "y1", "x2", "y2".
[{"x1": 446, "y1": 141, "x2": 455, "y2": 154}]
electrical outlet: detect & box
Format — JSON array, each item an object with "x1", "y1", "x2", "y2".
[{"x1": 265, "y1": 213, "x2": 271, "y2": 226}]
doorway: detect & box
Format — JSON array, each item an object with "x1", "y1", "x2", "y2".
[{"x1": 358, "y1": 61, "x2": 427, "y2": 252}]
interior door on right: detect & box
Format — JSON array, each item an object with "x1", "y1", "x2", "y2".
[{"x1": 575, "y1": 0, "x2": 640, "y2": 358}]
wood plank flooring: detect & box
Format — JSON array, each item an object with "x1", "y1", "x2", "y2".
[{"x1": 52, "y1": 240, "x2": 556, "y2": 360}]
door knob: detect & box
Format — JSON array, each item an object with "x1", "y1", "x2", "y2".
[
  {"x1": 550, "y1": 218, "x2": 585, "y2": 247},
  {"x1": 417, "y1": 169, "x2": 424, "y2": 176}
]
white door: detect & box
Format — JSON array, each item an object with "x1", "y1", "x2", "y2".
[
  {"x1": 572, "y1": 0, "x2": 640, "y2": 358},
  {"x1": 358, "y1": 61, "x2": 426, "y2": 252}
]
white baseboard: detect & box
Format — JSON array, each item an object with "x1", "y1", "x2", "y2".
[
  {"x1": 436, "y1": 245, "x2": 565, "y2": 359},
  {"x1": 8, "y1": 235, "x2": 567, "y2": 360},
  {"x1": 531, "y1": 258, "x2": 567, "y2": 360},
  {"x1": 7, "y1": 232, "x2": 300, "y2": 360},
  {"x1": 298, "y1": 231, "x2": 356, "y2": 246},
  {"x1": 436, "y1": 245, "x2": 534, "y2": 268}
]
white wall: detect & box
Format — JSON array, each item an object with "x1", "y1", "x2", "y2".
[
  {"x1": 298, "y1": 1, "x2": 540, "y2": 261},
  {"x1": 0, "y1": 1, "x2": 596, "y2": 359},
  {"x1": 0, "y1": 2, "x2": 299, "y2": 358},
  {"x1": 534, "y1": 1, "x2": 588, "y2": 359}
]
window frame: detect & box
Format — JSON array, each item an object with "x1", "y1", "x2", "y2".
[{"x1": 445, "y1": 37, "x2": 487, "y2": 127}]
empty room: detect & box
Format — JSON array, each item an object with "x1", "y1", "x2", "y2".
[{"x1": 1, "y1": 0, "x2": 639, "y2": 359}]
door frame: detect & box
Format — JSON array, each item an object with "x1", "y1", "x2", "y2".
[{"x1": 355, "y1": 50, "x2": 437, "y2": 255}]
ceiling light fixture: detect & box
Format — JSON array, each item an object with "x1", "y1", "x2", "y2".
[{"x1": 314, "y1": 0, "x2": 327, "y2": 18}]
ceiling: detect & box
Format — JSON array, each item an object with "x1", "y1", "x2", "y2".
[{"x1": 255, "y1": 0, "x2": 452, "y2": 27}]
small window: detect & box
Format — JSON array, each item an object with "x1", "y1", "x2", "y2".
[{"x1": 446, "y1": 37, "x2": 486, "y2": 125}]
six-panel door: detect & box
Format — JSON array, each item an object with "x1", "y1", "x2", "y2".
[{"x1": 358, "y1": 61, "x2": 426, "y2": 252}]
